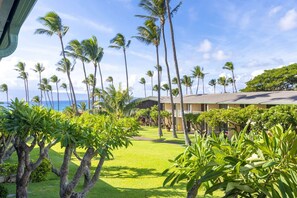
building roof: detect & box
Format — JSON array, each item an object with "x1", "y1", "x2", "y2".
[
  {"x1": 0, "y1": 0, "x2": 37, "y2": 58},
  {"x1": 160, "y1": 91, "x2": 297, "y2": 105}
]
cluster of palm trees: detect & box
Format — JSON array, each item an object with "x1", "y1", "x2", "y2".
[
  {"x1": 133, "y1": 0, "x2": 193, "y2": 144},
  {"x1": 139, "y1": 61, "x2": 237, "y2": 97}
]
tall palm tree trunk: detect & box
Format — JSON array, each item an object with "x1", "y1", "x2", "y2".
[
  {"x1": 224, "y1": 85, "x2": 226, "y2": 93},
  {"x1": 161, "y1": 24, "x2": 177, "y2": 138},
  {"x1": 232, "y1": 71, "x2": 237, "y2": 92},
  {"x1": 82, "y1": 61, "x2": 90, "y2": 110},
  {"x1": 59, "y1": 35, "x2": 78, "y2": 114},
  {"x1": 123, "y1": 49, "x2": 129, "y2": 91},
  {"x1": 65, "y1": 87, "x2": 71, "y2": 105},
  {"x1": 144, "y1": 84, "x2": 146, "y2": 97},
  {"x1": 43, "y1": 90, "x2": 48, "y2": 107},
  {"x1": 50, "y1": 90, "x2": 54, "y2": 109},
  {"x1": 165, "y1": 0, "x2": 191, "y2": 145},
  {"x1": 151, "y1": 77, "x2": 153, "y2": 96},
  {"x1": 39, "y1": 73, "x2": 43, "y2": 105},
  {"x1": 23, "y1": 80, "x2": 27, "y2": 102},
  {"x1": 92, "y1": 64, "x2": 97, "y2": 110},
  {"x1": 26, "y1": 79, "x2": 29, "y2": 102},
  {"x1": 56, "y1": 83, "x2": 60, "y2": 111},
  {"x1": 196, "y1": 77, "x2": 200, "y2": 95},
  {"x1": 46, "y1": 91, "x2": 52, "y2": 108},
  {"x1": 156, "y1": 46, "x2": 163, "y2": 138},
  {"x1": 98, "y1": 63, "x2": 104, "y2": 91},
  {"x1": 6, "y1": 91, "x2": 8, "y2": 104}
]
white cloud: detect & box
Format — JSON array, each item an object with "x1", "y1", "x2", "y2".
[
  {"x1": 59, "y1": 12, "x2": 114, "y2": 34},
  {"x1": 197, "y1": 39, "x2": 212, "y2": 53},
  {"x1": 251, "y1": 70, "x2": 264, "y2": 78},
  {"x1": 279, "y1": 9, "x2": 297, "y2": 31},
  {"x1": 212, "y1": 50, "x2": 229, "y2": 61},
  {"x1": 203, "y1": 53, "x2": 210, "y2": 60},
  {"x1": 269, "y1": 6, "x2": 282, "y2": 16},
  {"x1": 129, "y1": 51, "x2": 155, "y2": 62},
  {"x1": 188, "y1": 7, "x2": 198, "y2": 21}
]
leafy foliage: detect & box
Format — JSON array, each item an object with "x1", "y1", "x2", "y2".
[
  {"x1": 164, "y1": 124, "x2": 297, "y2": 197},
  {"x1": 0, "y1": 185, "x2": 8, "y2": 198},
  {"x1": 30, "y1": 158, "x2": 52, "y2": 183},
  {"x1": 0, "y1": 163, "x2": 17, "y2": 177},
  {"x1": 242, "y1": 63, "x2": 297, "y2": 91}
]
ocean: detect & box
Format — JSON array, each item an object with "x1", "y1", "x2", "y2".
[{"x1": 0, "y1": 100, "x2": 89, "y2": 112}]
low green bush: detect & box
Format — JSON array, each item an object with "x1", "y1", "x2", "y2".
[
  {"x1": 30, "y1": 158, "x2": 52, "y2": 183},
  {"x1": 0, "y1": 163, "x2": 17, "y2": 177},
  {"x1": 0, "y1": 185, "x2": 8, "y2": 198}
]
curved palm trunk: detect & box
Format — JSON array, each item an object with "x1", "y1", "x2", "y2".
[
  {"x1": 165, "y1": 0, "x2": 191, "y2": 145},
  {"x1": 65, "y1": 87, "x2": 71, "y2": 105},
  {"x1": 47, "y1": 91, "x2": 53, "y2": 108},
  {"x1": 6, "y1": 91, "x2": 8, "y2": 104},
  {"x1": 202, "y1": 78, "x2": 205, "y2": 94},
  {"x1": 39, "y1": 73, "x2": 43, "y2": 105},
  {"x1": 156, "y1": 45, "x2": 163, "y2": 138},
  {"x1": 161, "y1": 23, "x2": 177, "y2": 137},
  {"x1": 98, "y1": 63, "x2": 104, "y2": 91},
  {"x1": 232, "y1": 70, "x2": 237, "y2": 92},
  {"x1": 51, "y1": 90, "x2": 54, "y2": 109},
  {"x1": 144, "y1": 84, "x2": 146, "y2": 97},
  {"x1": 123, "y1": 48, "x2": 129, "y2": 91},
  {"x1": 82, "y1": 61, "x2": 90, "y2": 110},
  {"x1": 43, "y1": 90, "x2": 48, "y2": 107},
  {"x1": 26, "y1": 79, "x2": 29, "y2": 102},
  {"x1": 196, "y1": 77, "x2": 200, "y2": 95},
  {"x1": 56, "y1": 83, "x2": 60, "y2": 111},
  {"x1": 214, "y1": 85, "x2": 216, "y2": 94},
  {"x1": 59, "y1": 35, "x2": 78, "y2": 114},
  {"x1": 151, "y1": 77, "x2": 153, "y2": 96},
  {"x1": 224, "y1": 85, "x2": 226, "y2": 93},
  {"x1": 92, "y1": 64, "x2": 97, "y2": 110}
]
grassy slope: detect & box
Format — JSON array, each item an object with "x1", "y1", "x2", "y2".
[{"x1": 3, "y1": 127, "x2": 220, "y2": 198}]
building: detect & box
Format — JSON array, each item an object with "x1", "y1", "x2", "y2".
[
  {"x1": 161, "y1": 91, "x2": 297, "y2": 131},
  {"x1": 0, "y1": 0, "x2": 37, "y2": 59}
]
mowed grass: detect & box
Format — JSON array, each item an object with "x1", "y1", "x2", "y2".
[{"x1": 3, "y1": 127, "x2": 221, "y2": 197}]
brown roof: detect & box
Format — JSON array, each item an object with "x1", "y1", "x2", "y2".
[{"x1": 160, "y1": 91, "x2": 297, "y2": 105}]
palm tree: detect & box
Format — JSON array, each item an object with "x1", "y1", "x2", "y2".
[
  {"x1": 98, "y1": 84, "x2": 136, "y2": 118},
  {"x1": 82, "y1": 36, "x2": 104, "y2": 110},
  {"x1": 218, "y1": 76, "x2": 229, "y2": 93},
  {"x1": 39, "y1": 84, "x2": 48, "y2": 107},
  {"x1": 172, "y1": 77, "x2": 178, "y2": 84},
  {"x1": 46, "y1": 84, "x2": 54, "y2": 108},
  {"x1": 31, "y1": 95, "x2": 40, "y2": 104},
  {"x1": 60, "y1": 83, "x2": 71, "y2": 105},
  {"x1": 139, "y1": 77, "x2": 147, "y2": 97},
  {"x1": 146, "y1": 70, "x2": 154, "y2": 96},
  {"x1": 191, "y1": 66, "x2": 202, "y2": 95},
  {"x1": 35, "y1": 11, "x2": 78, "y2": 114},
  {"x1": 201, "y1": 69, "x2": 208, "y2": 94},
  {"x1": 137, "y1": 0, "x2": 180, "y2": 137},
  {"x1": 165, "y1": 0, "x2": 190, "y2": 145},
  {"x1": 106, "y1": 76, "x2": 114, "y2": 86},
  {"x1": 56, "y1": 58, "x2": 76, "y2": 107},
  {"x1": 134, "y1": 19, "x2": 163, "y2": 138},
  {"x1": 172, "y1": 88, "x2": 179, "y2": 97},
  {"x1": 32, "y1": 63, "x2": 45, "y2": 104},
  {"x1": 109, "y1": 33, "x2": 131, "y2": 91},
  {"x1": 41, "y1": 78, "x2": 53, "y2": 108},
  {"x1": 15, "y1": 62, "x2": 29, "y2": 102},
  {"x1": 162, "y1": 83, "x2": 170, "y2": 96},
  {"x1": 182, "y1": 75, "x2": 193, "y2": 95},
  {"x1": 209, "y1": 79, "x2": 217, "y2": 94},
  {"x1": 65, "y1": 39, "x2": 91, "y2": 109},
  {"x1": 223, "y1": 62, "x2": 237, "y2": 92},
  {"x1": 0, "y1": 84, "x2": 8, "y2": 104},
  {"x1": 153, "y1": 84, "x2": 159, "y2": 94},
  {"x1": 50, "y1": 75, "x2": 61, "y2": 111}
]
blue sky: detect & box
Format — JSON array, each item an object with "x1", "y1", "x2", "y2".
[{"x1": 1, "y1": 0, "x2": 297, "y2": 101}]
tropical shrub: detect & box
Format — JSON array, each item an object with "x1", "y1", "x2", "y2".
[
  {"x1": 0, "y1": 163, "x2": 17, "y2": 177},
  {"x1": 164, "y1": 124, "x2": 297, "y2": 198},
  {"x1": 30, "y1": 158, "x2": 52, "y2": 182},
  {"x1": 0, "y1": 185, "x2": 8, "y2": 198}
]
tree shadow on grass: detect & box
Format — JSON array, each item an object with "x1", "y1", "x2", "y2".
[
  {"x1": 151, "y1": 138, "x2": 186, "y2": 145},
  {"x1": 100, "y1": 166, "x2": 159, "y2": 178}
]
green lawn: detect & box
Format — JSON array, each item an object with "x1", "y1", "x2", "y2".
[{"x1": 3, "y1": 127, "x2": 220, "y2": 197}]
